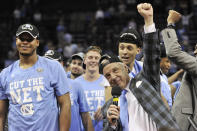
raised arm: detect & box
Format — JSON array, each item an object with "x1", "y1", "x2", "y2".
[
  {"x1": 137, "y1": 3, "x2": 161, "y2": 92},
  {"x1": 162, "y1": 10, "x2": 197, "y2": 75},
  {"x1": 137, "y1": 3, "x2": 154, "y2": 28},
  {"x1": 168, "y1": 69, "x2": 184, "y2": 84}
]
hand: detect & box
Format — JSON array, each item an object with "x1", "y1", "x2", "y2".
[
  {"x1": 137, "y1": 3, "x2": 153, "y2": 26},
  {"x1": 178, "y1": 69, "x2": 184, "y2": 74},
  {"x1": 94, "y1": 107, "x2": 103, "y2": 121},
  {"x1": 167, "y1": 10, "x2": 182, "y2": 24},
  {"x1": 107, "y1": 105, "x2": 120, "y2": 126}
]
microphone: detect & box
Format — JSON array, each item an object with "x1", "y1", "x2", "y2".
[{"x1": 111, "y1": 86, "x2": 122, "y2": 122}]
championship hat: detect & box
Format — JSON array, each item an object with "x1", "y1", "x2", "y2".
[{"x1": 16, "y1": 23, "x2": 39, "y2": 39}]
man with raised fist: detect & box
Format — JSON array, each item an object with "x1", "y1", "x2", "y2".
[
  {"x1": 102, "y1": 3, "x2": 179, "y2": 131},
  {"x1": 162, "y1": 10, "x2": 197, "y2": 131}
]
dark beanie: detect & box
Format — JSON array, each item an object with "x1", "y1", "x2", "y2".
[{"x1": 119, "y1": 27, "x2": 142, "y2": 48}]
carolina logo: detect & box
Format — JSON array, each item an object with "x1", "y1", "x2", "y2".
[
  {"x1": 36, "y1": 68, "x2": 43, "y2": 72},
  {"x1": 21, "y1": 103, "x2": 34, "y2": 115},
  {"x1": 22, "y1": 24, "x2": 33, "y2": 31}
]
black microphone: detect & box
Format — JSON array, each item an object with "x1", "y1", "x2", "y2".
[{"x1": 111, "y1": 86, "x2": 122, "y2": 122}]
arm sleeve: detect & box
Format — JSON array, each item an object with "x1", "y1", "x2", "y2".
[
  {"x1": 51, "y1": 62, "x2": 70, "y2": 96},
  {"x1": 162, "y1": 28, "x2": 197, "y2": 76},
  {"x1": 101, "y1": 98, "x2": 113, "y2": 119},
  {"x1": 144, "y1": 23, "x2": 156, "y2": 34},
  {"x1": 0, "y1": 71, "x2": 8, "y2": 100},
  {"x1": 142, "y1": 30, "x2": 161, "y2": 92},
  {"x1": 103, "y1": 119, "x2": 122, "y2": 131}
]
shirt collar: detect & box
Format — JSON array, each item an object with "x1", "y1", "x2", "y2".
[
  {"x1": 125, "y1": 79, "x2": 131, "y2": 92},
  {"x1": 160, "y1": 69, "x2": 164, "y2": 75}
]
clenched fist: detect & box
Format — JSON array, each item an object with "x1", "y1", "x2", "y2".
[
  {"x1": 167, "y1": 10, "x2": 182, "y2": 24},
  {"x1": 137, "y1": 3, "x2": 153, "y2": 26}
]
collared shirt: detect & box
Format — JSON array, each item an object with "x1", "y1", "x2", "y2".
[
  {"x1": 119, "y1": 23, "x2": 158, "y2": 131},
  {"x1": 129, "y1": 60, "x2": 143, "y2": 78},
  {"x1": 104, "y1": 24, "x2": 179, "y2": 131},
  {"x1": 124, "y1": 81, "x2": 157, "y2": 131}
]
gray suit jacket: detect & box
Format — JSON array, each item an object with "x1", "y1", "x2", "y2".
[{"x1": 162, "y1": 28, "x2": 197, "y2": 131}]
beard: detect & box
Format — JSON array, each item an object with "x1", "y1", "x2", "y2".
[
  {"x1": 19, "y1": 48, "x2": 36, "y2": 57},
  {"x1": 71, "y1": 72, "x2": 82, "y2": 78}
]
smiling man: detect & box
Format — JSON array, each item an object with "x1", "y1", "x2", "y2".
[
  {"x1": 102, "y1": 3, "x2": 179, "y2": 131},
  {"x1": 44, "y1": 50, "x2": 93, "y2": 131},
  {"x1": 0, "y1": 24, "x2": 71, "y2": 131},
  {"x1": 69, "y1": 52, "x2": 85, "y2": 79},
  {"x1": 118, "y1": 27, "x2": 143, "y2": 78},
  {"x1": 75, "y1": 46, "x2": 109, "y2": 131}
]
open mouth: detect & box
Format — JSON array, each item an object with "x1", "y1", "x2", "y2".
[{"x1": 121, "y1": 56, "x2": 129, "y2": 61}]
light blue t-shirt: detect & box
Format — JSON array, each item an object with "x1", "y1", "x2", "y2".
[
  {"x1": 68, "y1": 78, "x2": 89, "y2": 131},
  {"x1": 75, "y1": 75, "x2": 106, "y2": 131},
  {"x1": 0, "y1": 56, "x2": 69, "y2": 131},
  {"x1": 66, "y1": 71, "x2": 71, "y2": 78},
  {"x1": 160, "y1": 73, "x2": 172, "y2": 109},
  {"x1": 172, "y1": 80, "x2": 181, "y2": 102}
]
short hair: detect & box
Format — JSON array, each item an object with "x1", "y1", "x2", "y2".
[
  {"x1": 99, "y1": 54, "x2": 122, "y2": 74},
  {"x1": 84, "y1": 46, "x2": 102, "y2": 55}
]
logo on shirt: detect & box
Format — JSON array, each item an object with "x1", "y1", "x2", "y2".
[
  {"x1": 36, "y1": 68, "x2": 43, "y2": 72},
  {"x1": 84, "y1": 90, "x2": 105, "y2": 120},
  {"x1": 9, "y1": 77, "x2": 44, "y2": 116},
  {"x1": 21, "y1": 103, "x2": 34, "y2": 115}
]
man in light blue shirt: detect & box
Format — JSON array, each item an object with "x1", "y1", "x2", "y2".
[
  {"x1": 75, "y1": 46, "x2": 108, "y2": 131},
  {"x1": 118, "y1": 25, "x2": 143, "y2": 79},
  {"x1": 44, "y1": 50, "x2": 94, "y2": 131},
  {"x1": 0, "y1": 24, "x2": 71, "y2": 131},
  {"x1": 160, "y1": 44, "x2": 173, "y2": 109}
]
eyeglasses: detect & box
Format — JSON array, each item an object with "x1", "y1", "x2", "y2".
[{"x1": 18, "y1": 36, "x2": 34, "y2": 42}]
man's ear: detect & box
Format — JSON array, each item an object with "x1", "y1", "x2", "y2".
[
  {"x1": 36, "y1": 39, "x2": 39, "y2": 47},
  {"x1": 136, "y1": 47, "x2": 141, "y2": 54}
]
